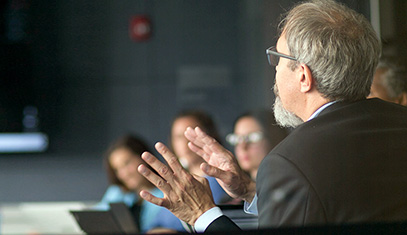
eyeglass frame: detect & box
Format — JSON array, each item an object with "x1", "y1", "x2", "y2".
[
  {"x1": 266, "y1": 46, "x2": 297, "y2": 66},
  {"x1": 226, "y1": 131, "x2": 265, "y2": 146}
]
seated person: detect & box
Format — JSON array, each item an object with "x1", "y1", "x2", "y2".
[
  {"x1": 94, "y1": 134, "x2": 163, "y2": 233},
  {"x1": 368, "y1": 58, "x2": 407, "y2": 106},
  {"x1": 226, "y1": 109, "x2": 289, "y2": 181},
  {"x1": 224, "y1": 109, "x2": 288, "y2": 204},
  {"x1": 169, "y1": 110, "x2": 229, "y2": 203}
]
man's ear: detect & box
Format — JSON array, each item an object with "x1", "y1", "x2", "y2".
[
  {"x1": 397, "y1": 92, "x2": 407, "y2": 106},
  {"x1": 299, "y1": 64, "x2": 313, "y2": 93}
]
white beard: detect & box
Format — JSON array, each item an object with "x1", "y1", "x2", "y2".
[{"x1": 273, "y1": 84, "x2": 304, "y2": 128}]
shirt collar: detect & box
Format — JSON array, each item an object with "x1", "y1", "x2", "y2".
[{"x1": 308, "y1": 101, "x2": 338, "y2": 121}]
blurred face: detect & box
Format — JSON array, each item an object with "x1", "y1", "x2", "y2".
[
  {"x1": 234, "y1": 117, "x2": 271, "y2": 174},
  {"x1": 109, "y1": 148, "x2": 145, "y2": 191},
  {"x1": 368, "y1": 68, "x2": 394, "y2": 102},
  {"x1": 171, "y1": 116, "x2": 202, "y2": 169}
]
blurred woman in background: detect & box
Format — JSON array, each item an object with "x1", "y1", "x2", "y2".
[
  {"x1": 95, "y1": 134, "x2": 163, "y2": 233},
  {"x1": 170, "y1": 109, "x2": 229, "y2": 202},
  {"x1": 226, "y1": 109, "x2": 288, "y2": 180}
]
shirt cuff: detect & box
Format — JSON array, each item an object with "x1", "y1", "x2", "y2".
[
  {"x1": 194, "y1": 206, "x2": 223, "y2": 233},
  {"x1": 243, "y1": 193, "x2": 258, "y2": 215}
]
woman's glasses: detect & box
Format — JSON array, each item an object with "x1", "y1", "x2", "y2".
[{"x1": 226, "y1": 132, "x2": 264, "y2": 146}]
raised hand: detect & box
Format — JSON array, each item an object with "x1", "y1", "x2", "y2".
[
  {"x1": 137, "y1": 142, "x2": 216, "y2": 225},
  {"x1": 184, "y1": 127, "x2": 256, "y2": 203}
]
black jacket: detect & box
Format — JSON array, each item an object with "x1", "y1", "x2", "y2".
[{"x1": 207, "y1": 98, "x2": 407, "y2": 231}]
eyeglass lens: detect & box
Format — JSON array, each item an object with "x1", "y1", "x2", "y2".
[
  {"x1": 226, "y1": 132, "x2": 264, "y2": 146},
  {"x1": 267, "y1": 51, "x2": 279, "y2": 66}
]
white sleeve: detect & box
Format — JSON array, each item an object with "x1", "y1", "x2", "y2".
[
  {"x1": 193, "y1": 207, "x2": 223, "y2": 232},
  {"x1": 243, "y1": 193, "x2": 258, "y2": 215}
]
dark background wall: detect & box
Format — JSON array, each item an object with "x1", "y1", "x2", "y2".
[
  {"x1": 0, "y1": 0, "x2": 384, "y2": 202},
  {"x1": 0, "y1": 0, "x2": 272, "y2": 202}
]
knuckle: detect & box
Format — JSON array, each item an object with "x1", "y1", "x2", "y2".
[
  {"x1": 157, "y1": 200, "x2": 165, "y2": 207},
  {"x1": 172, "y1": 196, "x2": 181, "y2": 203},
  {"x1": 168, "y1": 157, "x2": 178, "y2": 165},
  {"x1": 143, "y1": 170, "x2": 150, "y2": 176},
  {"x1": 159, "y1": 166, "x2": 169, "y2": 175},
  {"x1": 143, "y1": 153, "x2": 153, "y2": 163},
  {"x1": 141, "y1": 168, "x2": 151, "y2": 176},
  {"x1": 156, "y1": 179, "x2": 165, "y2": 188}
]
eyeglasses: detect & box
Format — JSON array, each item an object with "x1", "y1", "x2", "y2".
[
  {"x1": 226, "y1": 132, "x2": 264, "y2": 146},
  {"x1": 266, "y1": 46, "x2": 297, "y2": 66}
]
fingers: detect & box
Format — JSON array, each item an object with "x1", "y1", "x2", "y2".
[
  {"x1": 195, "y1": 127, "x2": 217, "y2": 144},
  {"x1": 185, "y1": 127, "x2": 218, "y2": 161},
  {"x1": 194, "y1": 127, "x2": 226, "y2": 155},
  {"x1": 141, "y1": 143, "x2": 190, "y2": 191},
  {"x1": 138, "y1": 164, "x2": 172, "y2": 193},
  {"x1": 195, "y1": 127, "x2": 228, "y2": 155},
  {"x1": 141, "y1": 150, "x2": 174, "y2": 184},
  {"x1": 139, "y1": 190, "x2": 168, "y2": 208},
  {"x1": 187, "y1": 142, "x2": 210, "y2": 162},
  {"x1": 184, "y1": 127, "x2": 204, "y2": 148},
  {"x1": 200, "y1": 162, "x2": 227, "y2": 180},
  {"x1": 184, "y1": 127, "x2": 216, "y2": 148},
  {"x1": 154, "y1": 142, "x2": 186, "y2": 177},
  {"x1": 184, "y1": 126, "x2": 215, "y2": 148}
]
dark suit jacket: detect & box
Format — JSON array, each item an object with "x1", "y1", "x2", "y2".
[{"x1": 207, "y1": 98, "x2": 407, "y2": 231}]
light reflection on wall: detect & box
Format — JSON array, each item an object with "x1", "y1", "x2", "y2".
[{"x1": 0, "y1": 133, "x2": 48, "y2": 153}]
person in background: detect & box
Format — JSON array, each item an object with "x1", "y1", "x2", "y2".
[
  {"x1": 95, "y1": 134, "x2": 163, "y2": 233},
  {"x1": 148, "y1": 109, "x2": 230, "y2": 232},
  {"x1": 226, "y1": 109, "x2": 288, "y2": 181},
  {"x1": 170, "y1": 109, "x2": 230, "y2": 203},
  {"x1": 368, "y1": 59, "x2": 407, "y2": 106}
]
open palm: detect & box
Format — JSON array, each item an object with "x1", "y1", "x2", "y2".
[{"x1": 184, "y1": 127, "x2": 256, "y2": 201}]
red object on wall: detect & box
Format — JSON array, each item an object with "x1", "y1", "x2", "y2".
[{"x1": 129, "y1": 15, "x2": 152, "y2": 42}]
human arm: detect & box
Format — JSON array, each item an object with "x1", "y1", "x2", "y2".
[
  {"x1": 184, "y1": 127, "x2": 256, "y2": 203},
  {"x1": 256, "y1": 153, "x2": 325, "y2": 228}
]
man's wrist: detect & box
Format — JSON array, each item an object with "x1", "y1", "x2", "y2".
[{"x1": 242, "y1": 180, "x2": 256, "y2": 203}]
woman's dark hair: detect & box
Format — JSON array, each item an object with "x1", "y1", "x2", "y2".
[
  {"x1": 234, "y1": 109, "x2": 288, "y2": 150},
  {"x1": 104, "y1": 134, "x2": 152, "y2": 191}
]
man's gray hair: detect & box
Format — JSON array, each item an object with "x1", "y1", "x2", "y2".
[{"x1": 280, "y1": 0, "x2": 381, "y2": 102}]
